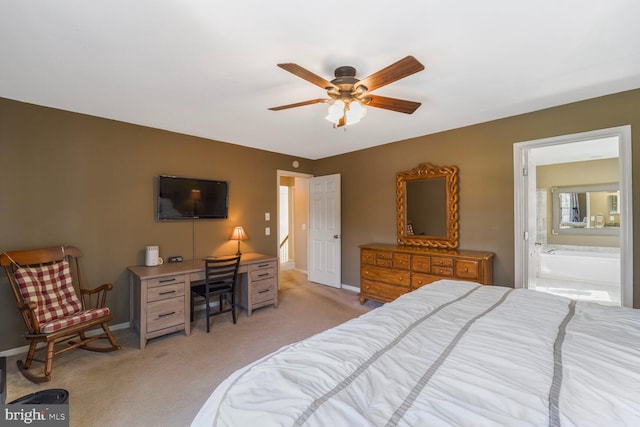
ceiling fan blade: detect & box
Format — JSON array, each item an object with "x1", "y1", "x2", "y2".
[
  {"x1": 268, "y1": 98, "x2": 328, "y2": 111},
  {"x1": 277, "y1": 63, "x2": 337, "y2": 90},
  {"x1": 356, "y1": 56, "x2": 425, "y2": 92},
  {"x1": 364, "y1": 95, "x2": 422, "y2": 114}
]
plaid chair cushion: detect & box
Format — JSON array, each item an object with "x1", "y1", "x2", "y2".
[
  {"x1": 14, "y1": 261, "x2": 83, "y2": 327},
  {"x1": 40, "y1": 307, "x2": 110, "y2": 333}
]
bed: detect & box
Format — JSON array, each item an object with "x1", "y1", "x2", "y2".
[{"x1": 191, "y1": 280, "x2": 640, "y2": 426}]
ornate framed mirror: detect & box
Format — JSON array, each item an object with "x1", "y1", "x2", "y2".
[{"x1": 396, "y1": 163, "x2": 459, "y2": 248}]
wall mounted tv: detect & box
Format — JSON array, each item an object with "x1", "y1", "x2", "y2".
[{"x1": 157, "y1": 175, "x2": 228, "y2": 220}]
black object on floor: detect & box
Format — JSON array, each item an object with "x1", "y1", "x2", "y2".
[{"x1": 9, "y1": 388, "x2": 69, "y2": 404}]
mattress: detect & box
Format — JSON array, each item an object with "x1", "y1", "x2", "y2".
[{"x1": 192, "y1": 280, "x2": 640, "y2": 426}]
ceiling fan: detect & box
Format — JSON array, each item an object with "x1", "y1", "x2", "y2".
[{"x1": 269, "y1": 56, "x2": 425, "y2": 127}]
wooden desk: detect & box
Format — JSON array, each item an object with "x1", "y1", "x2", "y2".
[{"x1": 128, "y1": 253, "x2": 278, "y2": 349}]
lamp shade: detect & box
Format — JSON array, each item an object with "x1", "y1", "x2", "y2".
[{"x1": 230, "y1": 226, "x2": 247, "y2": 241}]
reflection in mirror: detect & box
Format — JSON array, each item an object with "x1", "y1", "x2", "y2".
[
  {"x1": 551, "y1": 183, "x2": 620, "y2": 235},
  {"x1": 406, "y1": 178, "x2": 447, "y2": 236},
  {"x1": 397, "y1": 163, "x2": 459, "y2": 248}
]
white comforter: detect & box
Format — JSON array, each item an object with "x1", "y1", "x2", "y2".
[{"x1": 192, "y1": 280, "x2": 640, "y2": 426}]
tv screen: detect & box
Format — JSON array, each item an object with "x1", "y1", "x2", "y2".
[{"x1": 157, "y1": 175, "x2": 228, "y2": 220}]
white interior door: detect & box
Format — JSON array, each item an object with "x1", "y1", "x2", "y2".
[{"x1": 308, "y1": 174, "x2": 341, "y2": 287}]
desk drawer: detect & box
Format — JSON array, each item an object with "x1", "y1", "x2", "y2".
[
  {"x1": 249, "y1": 267, "x2": 275, "y2": 281},
  {"x1": 147, "y1": 283, "x2": 184, "y2": 302},
  {"x1": 252, "y1": 277, "x2": 276, "y2": 304},
  {"x1": 147, "y1": 275, "x2": 184, "y2": 288},
  {"x1": 190, "y1": 271, "x2": 204, "y2": 282},
  {"x1": 147, "y1": 297, "x2": 185, "y2": 333}
]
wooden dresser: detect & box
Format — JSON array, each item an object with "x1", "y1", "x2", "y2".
[{"x1": 360, "y1": 243, "x2": 495, "y2": 304}]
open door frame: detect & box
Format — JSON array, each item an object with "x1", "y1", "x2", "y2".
[{"x1": 513, "y1": 125, "x2": 633, "y2": 307}]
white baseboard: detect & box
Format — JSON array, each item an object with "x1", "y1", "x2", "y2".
[
  {"x1": 341, "y1": 284, "x2": 360, "y2": 293},
  {"x1": 0, "y1": 322, "x2": 130, "y2": 358}
]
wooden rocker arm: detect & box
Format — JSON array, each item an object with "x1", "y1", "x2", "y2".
[
  {"x1": 16, "y1": 300, "x2": 41, "y2": 334},
  {"x1": 80, "y1": 283, "x2": 113, "y2": 309}
]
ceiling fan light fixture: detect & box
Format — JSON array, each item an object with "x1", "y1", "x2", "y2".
[
  {"x1": 325, "y1": 99, "x2": 367, "y2": 126},
  {"x1": 325, "y1": 100, "x2": 345, "y2": 124},
  {"x1": 345, "y1": 100, "x2": 367, "y2": 125}
]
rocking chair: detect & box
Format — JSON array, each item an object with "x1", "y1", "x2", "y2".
[{"x1": 0, "y1": 245, "x2": 121, "y2": 383}]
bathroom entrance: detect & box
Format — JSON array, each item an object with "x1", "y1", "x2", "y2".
[{"x1": 514, "y1": 126, "x2": 633, "y2": 307}]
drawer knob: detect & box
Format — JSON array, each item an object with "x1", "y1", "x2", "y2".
[
  {"x1": 464, "y1": 268, "x2": 469, "y2": 272},
  {"x1": 159, "y1": 290, "x2": 176, "y2": 295}
]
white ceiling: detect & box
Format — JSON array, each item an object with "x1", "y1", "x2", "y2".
[{"x1": 2, "y1": 1, "x2": 640, "y2": 160}]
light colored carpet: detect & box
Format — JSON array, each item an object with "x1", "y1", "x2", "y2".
[{"x1": 5, "y1": 269, "x2": 378, "y2": 426}]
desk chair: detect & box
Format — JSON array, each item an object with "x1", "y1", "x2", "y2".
[{"x1": 190, "y1": 255, "x2": 241, "y2": 333}]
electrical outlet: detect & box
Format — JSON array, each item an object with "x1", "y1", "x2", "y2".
[{"x1": 265, "y1": 227, "x2": 271, "y2": 236}]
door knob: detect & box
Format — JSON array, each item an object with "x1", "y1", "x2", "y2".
[{"x1": 333, "y1": 234, "x2": 341, "y2": 239}]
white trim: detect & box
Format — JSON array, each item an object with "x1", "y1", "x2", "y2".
[
  {"x1": 341, "y1": 284, "x2": 360, "y2": 293},
  {"x1": 513, "y1": 125, "x2": 633, "y2": 306},
  {"x1": 0, "y1": 322, "x2": 130, "y2": 358}
]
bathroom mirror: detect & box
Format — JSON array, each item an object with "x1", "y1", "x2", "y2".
[
  {"x1": 551, "y1": 183, "x2": 620, "y2": 235},
  {"x1": 397, "y1": 163, "x2": 459, "y2": 248}
]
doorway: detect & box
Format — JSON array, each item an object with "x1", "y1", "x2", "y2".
[
  {"x1": 277, "y1": 170, "x2": 311, "y2": 274},
  {"x1": 514, "y1": 126, "x2": 633, "y2": 307}
]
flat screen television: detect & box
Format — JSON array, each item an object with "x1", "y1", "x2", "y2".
[{"x1": 157, "y1": 175, "x2": 228, "y2": 220}]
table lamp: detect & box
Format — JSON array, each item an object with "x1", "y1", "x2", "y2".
[{"x1": 230, "y1": 226, "x2": 248, "y2": 255}]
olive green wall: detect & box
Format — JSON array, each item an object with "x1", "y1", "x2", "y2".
[
  {"x1": 2, "y1": 88, "x2": 640, "y2": 352},
  {"x1": 314, "y1": 89, "x2": 640, "y2": 307},
  {"x1": 0, "y1": 97, "x2": 311, "y2": 350}
]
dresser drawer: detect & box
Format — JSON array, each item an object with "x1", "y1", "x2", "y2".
[
  {"x1": 411, "y1": 273, "x2": 442, "y2": 289},
  {"x1": 147, "y1": 282, "x2": 184, "y2": 302},
  {"x1": 411, "y1": 255, "x2": 431, "y2": 273},
  {"x1": 431, "y1": 266, "x2": 454, "y2": 277},
  {"x1": 361, "y1": 249, "x2": 376, "y2": 265},
  {"x1": 373, "y1": 251, "x2": 392, "y2": 267},
  {"x1": 147, "y1": 296, "x2": 185, "y2": 333},
  {"x1": 361, "y1": 279, "x2": 409, "y2": 302},
  {"x1": 361, "y1": 265, "x2": 410, "y2": 287},
  {"x1": 252, "y1": 277, "x2": 276, "y2": 304},
  {"x1": 455, "y1": 260, "x2": 480, "y2": 280},
  {"x1": 147, "y1": 274, "x2": 184, "y2": 288},
  {"x1": 431, "y1": 257, "x2": 454, "y2": 268},
  {"x1": 392, "y1": 253, "x2": 410, "y2": 270}
]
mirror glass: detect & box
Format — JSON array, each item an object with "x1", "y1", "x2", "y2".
[
  {"x1": 397, "y1": 163, "x2": 459, "y2": 248},
  {"x1": 551, "y1": 183, "x2": 620, "y2": 235},
  {"x1": 406, "y1": 178, "x2": 447, "y2": 236}
]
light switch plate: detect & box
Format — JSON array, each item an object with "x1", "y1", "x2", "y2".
[
  {"x1": 265, "y1": 227, "x2": 271, "y2": 236},
  {"x1": 265, "y1": 212, "x2": 270, "y2": 221}
]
